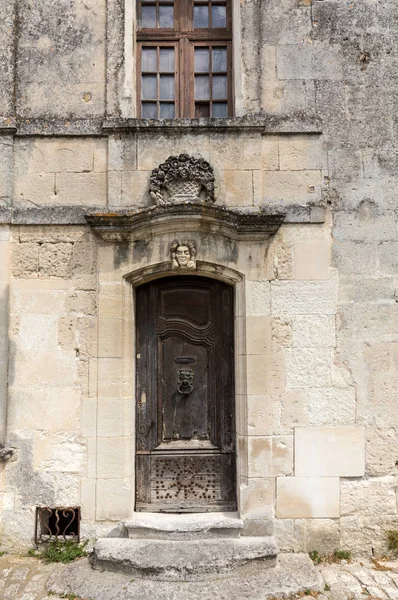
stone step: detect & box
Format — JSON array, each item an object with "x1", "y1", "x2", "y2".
[
  {"x1": 91, "y1": 536, "x2": 278, "y2": 581},
  {"x1": 125, "y1": 511, "x2": 243, "y2": 540}
]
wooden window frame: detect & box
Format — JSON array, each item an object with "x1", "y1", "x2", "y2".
[{"x1": 137, "y1": 0, "x2": 233, "y2": 118}]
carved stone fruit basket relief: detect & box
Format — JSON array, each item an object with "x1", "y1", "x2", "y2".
[{"x1": 149, "y1": 154, "x2": 215, "y2": 205}]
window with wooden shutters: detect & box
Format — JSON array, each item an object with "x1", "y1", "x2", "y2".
[{"x1": 137, "y1": 1, "x2": 233, "y2": 118}]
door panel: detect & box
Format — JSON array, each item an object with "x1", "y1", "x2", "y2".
[{"x1": 135, "y1": 276, "x2": 236, "y2": 512}]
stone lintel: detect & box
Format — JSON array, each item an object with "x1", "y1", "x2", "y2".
[{"x1": 85, "y1": 203, "x2": 286, "y2": 242}]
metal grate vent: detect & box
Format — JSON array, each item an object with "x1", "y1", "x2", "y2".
[{"x1": 35, "y1": 506, "x2": 80, "y2": 544}]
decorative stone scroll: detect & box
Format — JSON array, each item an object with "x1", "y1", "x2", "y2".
[
  {"x1": 170, "y1": 239, "x2": 197, "y2": 270},
  {"x1": 149, "y1": 154, "x2": 215, "y2": 205}
]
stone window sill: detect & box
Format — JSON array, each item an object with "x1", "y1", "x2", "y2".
[{"x1": 102, "y1": 115, "x2": 323, "y2": 135}]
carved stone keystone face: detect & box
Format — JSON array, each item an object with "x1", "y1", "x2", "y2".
[{"x1": 170, "y1": 239, "x2": 197, "y2": 270}]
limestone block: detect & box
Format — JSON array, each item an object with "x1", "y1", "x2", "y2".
[
  {"x1": 276, "y1": 477, "x2": 340, "y2": 518},
  {"x1": 333, "y1": 241, "x2": 378, "y2": 276},
  {"x1": 340, "y1": 476, "x2": 397, "y2": 518},
  {"x1": 245, "y1": 316, "x2": 271, "y2": 355},
  {"x1": 272, "y1": 436, "x2": 294, "y2": 476},
  {"x1": 271, "y1": 279, "x2": 338, "y2": 315},
  {"x1": 97, "y1": 397, "x2": 124, "y2": 437},
  {"x1": 55, "y1": 173, "x2": 107, "y2": 207},
  {"x1": 246, "y1": 281, "x2": 271, "y2": 316},
  {"x1": 11, "y1": 243, "x2": 39, "y2": 278},
  {"x1": 71, "y1": 241, "x2": 97, "y2": 291},
  {"x1": 334, "y1": 212, "x2": 397, "y2": 243},
  {"x1": 17, "y1": 314, "x2": 58, "y2": 351},
  {"x1": 108, "y1": 171, "x2": 123, "y2": 207},
  {"x1": 10, "y1": 289, "x2": 67, "y2": 315},
  {"x1": 267, "y1": 349, "x2": 286, "y2": 396},
  {"x1": 305, "y1": 519, "x2": 341, "y2": 554},
  {"x1": 121, "y1": 170, "x2": 151, "y2": 209},
  {"x1": 240, "y1": 478, "x2": 274, "y2": 517},
  {"x1": 14, "y1": 173, "x2": 56, "y2": 206},
  {"x1": 8, "y1": 387, "x2": 80, "y2": 432},
  {"x1": 16, "y1": 138, "x2": 95, "y2": 174},
  {"x1": 81, "y1": 479, "x2": 96, "y2": 521},
  {"x1": 39, "y1": 243, "x2": 73, "y2": 278},
  {"x1": 137, "y1": 134, "x2": 210, "y2": 171},
  {"x1": 17, "y1": 225, "x2": 89, "y2": 244},
  {"x1": 274, "y1": 519, "x2": 306, "y2": 553},
  {"x1": 98, "y1": 319, "x2": 123, "y2": 358},
  {"x1": 96, "y1": 478, "x2": 132, "y2": 521},
  {"x1": 262, "y1": 170, "x2": 322, "y2": 204},
  {"x1": 210, "y1": 134, "x2": 262, "y2": 171},
  {"x1": 340, "y1": 515, "x2": 398, "y2": 557},
  {"x1": 279, "y1": 135, "x2": 327, "y2": 171},
  {"x1": 58, "y1": 316, "x2": 97, "y2": 357},
  {"x1": 281, "y1": 223, "x2": 330, "y2": 244},
  {"x1": 97, "y1": 437, "x2": 125, "y2": 478},
  {"x1": 221, "y1": 170, "x2": 253, "y2": 207},
  {"x1": 248, "y1": 437, "x2": 272, "y2": 477},
  {"x1": 65, "y1": 291, "x2": 97, "y2": 316},
  {"x1": 293, "y1": 242, "x2": 330, "y2": 280},
  {"x1": 307, "y1": 387, "x2": 356, "y2": 426},
  {"x1": 292, "y1": 315, "x2": 336, "y2": 348},
  {"x1": 11, "y1": 350, "x2": 76, "y2": 388},
  {"x1": 276, "y1": 43, "x2": 343, "y2": 81},
  {"x1": 295, "y1": 426, "x2": 365, "y2": 477},
  {"x1": 94, "y1": 139, "x2": 107, "y2": 173},
  {"x1": 285, "y1": 347, "x2": 332, "y2": 387},
  {"x1": 379, "y1": 242, "x2": 398, "y2": 275},
  {"x1": 33, "y1": 432, "x2": 85, "y2": 472},
  {"x1": 246, "y1": 355, "x2": 268, "y2": 395},
  {"x1": 0, "y1": 138, "x2": 13, "y2": 203},
  {"x1": 262, "y1": 136, "x2": 279, "y2": 170},
  {"x1": 280, "y1": 389, "x2": 309, "y2": 431},
  {"x1": 261, "y1": 79, "x2": 316, "y2": 117},
  {"x1": 85, "y1": 437, "x2": 97, "y2": 479},
  {"x1": 82, "y1": 396, "x2": 97, "y2": 438},
  {"x1": 353, "y1": 304, "x2": 398, "y2": 339},
  {"x1": 275, "y1": 243, "x2": 294, "y2": 279},
  {"x1": 271, "y1": 317, "x2": 292, "y2": 348},
  {"x1": 248, "y1": 395, "x2": 278, "y2": 436},
  {"x1": 365, "y1": 426, "x2": 398, "y2": 477},
  {"x1": 97, "y1": 358, "x2": 123, "y2": 398}
]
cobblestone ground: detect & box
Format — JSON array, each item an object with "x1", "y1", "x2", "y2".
[{"x1": 0, "y1": 553, "x2": 397, "y2": 600}]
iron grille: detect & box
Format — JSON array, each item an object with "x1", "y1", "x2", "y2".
[{"x1": 35, "y1": 506, "x2": 80, "y2": 544}]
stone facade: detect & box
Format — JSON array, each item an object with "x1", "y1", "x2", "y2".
[{"x1": 0, "y1": 0, "x2": 397, "y2": 557}]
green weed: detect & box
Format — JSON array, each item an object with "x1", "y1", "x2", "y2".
[{"x1": 30, "y1": 540, "x2": 88, "y2": 564}]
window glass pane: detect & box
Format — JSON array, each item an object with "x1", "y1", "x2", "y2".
[
  {"x1": 142, "y1": 47, "x2": 157, "y2": 72},
  {"x1": 212, "y1": 5, "x2": 226, "y2": 28},
  {"x1": 195, "y1": 103, "x2": 210, "y2": 118},
  {"x1": 194, "y1": 48, "x2": 210, "y2": 73},
  {"x1": 160, "y1": 48, "x2": 174, "y2": 72},
  {"x1": 142, "y1": 103, "x2": 157, "y2": 118},
  {"x1": 142, "y1": 75, "x2": 157, "y2": 99},
  {"x1": 159, "y1": 5, "x2": 174, "y2": 27},
  {"x1": 142, "y1": 5, "x2": 156, "y2": 27},
  {"x1": 212, "y1": 47, "x2": 227, "y2": 72},
  {"x1": 195, "y1": 75, "x2": 210, "y2": 100},
  {"x1": 160, "y1": 103, "x2": 175, "y2": 118},
  {"x1": 212, "y1": 102, "x2": 228, "y2": 117},
  {"x1": 160, "y1": 75, "x2": 175, "y2": 99},
  {"x1": 194, "y1": 5, "x2": 208, "y2": 28},
  {"x1": 213, "y1": 75, "x2": 227, "y2": 100}
]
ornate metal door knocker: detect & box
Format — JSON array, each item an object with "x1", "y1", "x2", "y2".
[{"x1": 177, "y1": 369, "x2": 194, "y2": 394}]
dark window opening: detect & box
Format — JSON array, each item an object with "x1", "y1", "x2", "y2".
[{"x1": 35, "y1": 506, "x2": 80, "y2": 544}]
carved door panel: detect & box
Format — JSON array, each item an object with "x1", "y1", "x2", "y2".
[{"x1": 136, "y1": 276, "x2": 236, "y2": 512}]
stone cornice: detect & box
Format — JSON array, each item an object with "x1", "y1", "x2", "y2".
[{"x1": 0, "y1": 115, "x2": 323, "y2": 136}]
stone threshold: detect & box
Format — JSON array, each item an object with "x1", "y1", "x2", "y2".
[{"x1": 125, "y1": 511, "x2": 243, "y2": 538}]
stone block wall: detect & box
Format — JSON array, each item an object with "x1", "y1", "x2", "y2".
[{"x1": 0, "y1": 0, "x2": 397, "y2": 555}]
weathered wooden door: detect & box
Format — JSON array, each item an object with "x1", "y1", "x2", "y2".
[{"x1": 135, "y1": 276, "x2": 236, "y2": 512}]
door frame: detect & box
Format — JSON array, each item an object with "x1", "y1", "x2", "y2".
[{"x1": 124, "y1": 260, "x2": 247, "y2": 516}]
